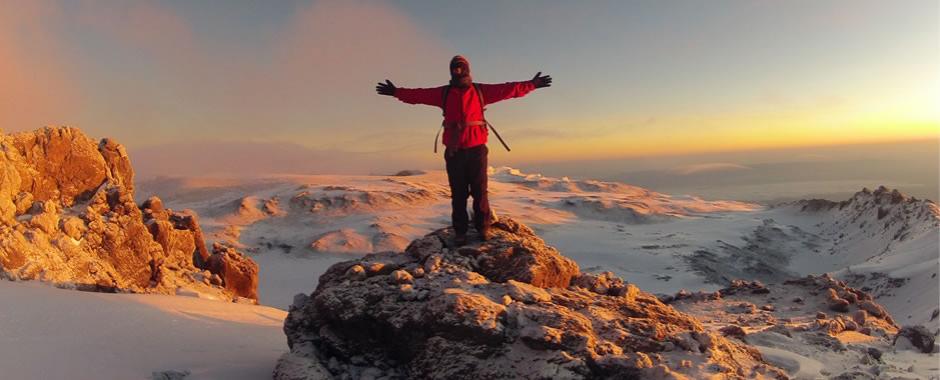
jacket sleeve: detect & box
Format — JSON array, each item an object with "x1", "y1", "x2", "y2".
[
  {"x1": 394, "y1": 86, "x2": 446, "y2": 108},
  {"x1": 478, "y1": 81, "x2": 537, "y2": 106}
]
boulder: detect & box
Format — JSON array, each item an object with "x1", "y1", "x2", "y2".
[
  {"x1": 97, "y1": 137, "x2": 134, "y2": 193},
  {"x1": 720, "y1": 279, "x2": 770, "y2": 295},
  {"x1": 27, "y1": 201, "x2": 59, "y2": 234},
  {"x1": 719, "y1": 325, "x2": 748, "y2": 340},
  {"x1": 142, "y1": 200, "x2": 213, "y2": 277},
  {"x1": 275, "y1": 217, "x2": 781, "y2": 379},
  {"x1": 60, "y1": 215, "x2": 87, "y2": 240},
  {"x1": 828, "y1": 298, "x2": 850, "y2": 313},
  {"x1": 434, "y1": 217, "x2": 579, "y2": 288},
  {"x1": 858, "y1": 300, "x2": 888, "y2": 319},
  {"x1": 206, "y1": 243, "x2": 259, "y2": 301},
  {"x1": 893, "y1": 325, "x2": 937, "y2": 353},
  {"x1": 172, "y1": 213, "x2": 211, "y2": 268},
  {"x1": 142, "y1": 196, "x2": 169, "y2": 220}
]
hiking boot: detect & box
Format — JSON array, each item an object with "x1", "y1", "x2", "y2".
[
  {"x1": 454, "y1": 233, "x2": 468, "y2": 246},
  {"x1": 479, "y1": 229, "x2": 493, "y2": 242}
]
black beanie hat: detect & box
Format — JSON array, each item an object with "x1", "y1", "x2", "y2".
[{"x1": 450, "y1": 55, "x2": 470, "y2": 73}]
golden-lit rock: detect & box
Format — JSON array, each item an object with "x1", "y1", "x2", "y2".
[{"x1": 0, "y1": 127, "x2": 258, "y2": 301}]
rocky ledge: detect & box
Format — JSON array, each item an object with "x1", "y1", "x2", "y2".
[
  {"x1": 0, "y1": 127, "x2": 258, "y2": 301},
  {"x1": 275, "y1": 217, "x2": 787, "y2": 379},
  {"x1": 668, "y1": 277, "x2": 939, "y2": 378}
]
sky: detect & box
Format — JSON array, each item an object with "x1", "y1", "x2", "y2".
[{"x1": 1, "y1": 0, "x2": 938, "y2": 178}]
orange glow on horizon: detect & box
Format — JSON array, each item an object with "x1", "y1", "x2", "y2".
[{"x1": 505, "y1": 119, "x2": 938, "y2": 163}]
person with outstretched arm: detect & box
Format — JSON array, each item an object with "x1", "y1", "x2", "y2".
[{"x1": 376, "y1": 55, "x2": 551, "y2": 245}]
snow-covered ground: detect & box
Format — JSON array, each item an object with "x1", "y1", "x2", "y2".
[
  {"x1": 137, "y1": 168, "x2": 760, "y2": 308},
  {"x1": 138, "y1": 167, "x2": 939, "y2": 329},
  {"x1": 4, "y1": 166, "x2": 933, "y2": 379},
  {"x1": 0, "y1": 280, "x2": 286, "y2": 380}
]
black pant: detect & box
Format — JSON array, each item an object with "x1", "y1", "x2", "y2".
[{"x1": 445, "y1": 145, "x2": 490, "y2": 235}]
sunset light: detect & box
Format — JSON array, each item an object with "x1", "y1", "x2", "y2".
[
  {"x1": 2, "y1": 1, "x2": 936, "y2": 171},
  {"x1": 1, "y1": 1, "x2": 938, "y2": 379}
]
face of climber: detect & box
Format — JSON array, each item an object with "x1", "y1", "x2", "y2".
[{"x1": 450, "y1": 56, "x2": 470, "y2": 80}]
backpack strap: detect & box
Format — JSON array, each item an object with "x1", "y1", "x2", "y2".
[
  {"x1": 473, "y1": 83, "x2": 511, "y2": 152},
  {"x1": 473, "y1": 83, "x2": 486, "y2": 112},
  {"x1": 434, "y1": 85, "x2": 452, "y2": 153},
  {"x1": 440, "y1": 84, "x2": 451, "y2": 117}
]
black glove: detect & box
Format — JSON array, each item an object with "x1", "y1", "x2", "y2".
[
  {"x1": 376, "y1": 80, "x2": 397, "y2": 96},
  {"x1": 531, "y1": 72, "x2": 552, "y2": 89}
]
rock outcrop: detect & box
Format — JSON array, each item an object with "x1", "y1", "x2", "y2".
[
  {"x1": 275, "y1": 217, "x2": 786, "y2": 379},
  {"x1": 206, "y1": 242, "x2": 260, "y2": 300},
  {"x1": 893, "y1": 325, "x2": 938, "y2": 354},
  {"x1": 0, "y1": 127, "x2": 258, "y2": 301},
  {"x1": 794, "y1": 186, "x2": 939, "y2": 245},
  {"x1": 669, "y1": 276, "x2": 907, "y2": 378}
]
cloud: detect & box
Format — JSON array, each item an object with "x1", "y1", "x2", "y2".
[
  {"x1": 81, "y1": 1, "x2": 448, "y2": 146},
  {"x1": 670, "y1": 162, "x2": 752, "y2": 176},
  {"x1": 793, "y1": 153, "x2": 831, "y2": 161},
  {"x1": 75, "y1": 1, "x2": 198, "y2": 61},
  {"x1": 233, "y1": 1, "x2": 452, "y2": 138},
  {"x1": 2, "y1": 1, "x2": 450, "y2": 155}
]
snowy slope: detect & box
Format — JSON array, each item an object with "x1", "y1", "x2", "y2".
[
  {"x1": 138, "y1": 167, "x2": 939, "y2": 331},
  {"x1": 137, "y1": 167, "x2": 761, "y2": 308},
  {"x1": 2, "y1": 166, "x2": 936, "y2": 379},
  {"x1": 789, "y1": 188, "x2": 940, "y2": 326},
  {"x1": 0, "y1": 280, "x2": 286, "y2": 380}
]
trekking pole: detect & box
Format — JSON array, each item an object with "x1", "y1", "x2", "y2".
[{"x1": 485, "y1": 120, "x2": 511, "y2": 152}]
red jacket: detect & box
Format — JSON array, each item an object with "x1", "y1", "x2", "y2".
[{"x1": 395, "y1": 81, "x2": 536, "y2": 149}]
